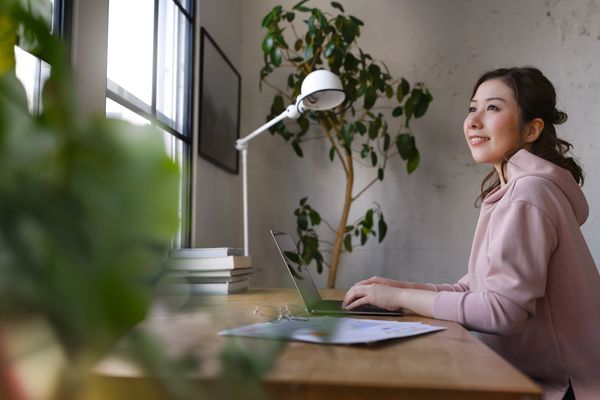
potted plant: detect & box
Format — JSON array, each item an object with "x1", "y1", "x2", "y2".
[{"x1": 259, "y1": 0, "x2": 433, "y2": 288}]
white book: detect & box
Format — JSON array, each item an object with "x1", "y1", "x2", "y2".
[
  {"x1": 167, "y1": 255, "x2": 252, "y2": 271},
  {"x1": 171, "y1": 279, "x2": 249, "y2": 294},
  {"x1": 165, "y1": 275, "x2": 248, "y2": 284},
  {"x1": 170, "y1": 247, "x2": 243, "y2": 258},
  {"x1": 166, "y1": 267, "x2": 253, "y2": 278}
]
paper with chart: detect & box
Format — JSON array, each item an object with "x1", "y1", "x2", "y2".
[{"x1": 219, "y1": 317, "x2": 446, "y2": 344}]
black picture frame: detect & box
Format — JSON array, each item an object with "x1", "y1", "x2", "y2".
[{"x1": 198, "y1": 27, "x2": 241, "y2": 174}]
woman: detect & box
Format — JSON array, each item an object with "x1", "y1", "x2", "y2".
[{"x1": 342, "y1": 67, "x2": 600, "y2": 400}]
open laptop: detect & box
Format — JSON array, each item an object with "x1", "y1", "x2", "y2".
[{"x1": 270, "y1": 230, "x2": 404, "y2": 316}]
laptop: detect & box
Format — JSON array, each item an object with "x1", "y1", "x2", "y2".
[{"x1": 270, "y1": 230, "x2": 404, "y2": 316}]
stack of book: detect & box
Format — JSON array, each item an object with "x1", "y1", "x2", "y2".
[{"x1": 165, "y1": 247, "x2": 252, "y2": 294}]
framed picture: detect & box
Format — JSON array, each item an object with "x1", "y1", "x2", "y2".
[{"x1": 198, "y1": 27, "x2": 241, "y2": 174}]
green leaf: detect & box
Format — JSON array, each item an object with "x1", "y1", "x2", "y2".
[
  {"x1": 370, "y1": 151, "x2": 377, "y2": 167},
  {"x1": 341, "y1": 19, "x2": 357, "y2": 43},
  {"x1": 396, "y1": 133, "x2": 415, "y2": 160},
  {"x1": 364, "y1": 86, "x2": 377, "y2": 109},
  {"x1": 368, "y1": 121, "x2": 378, "y2": 139},
  {"x1": 385, "y1": 85, "x2": 393, "y2": 99},
  {"x1": 349, "y1": 16, "x2": 364, "y2": 26},
  {"x1": 344, "y1": 234, "x2": 353, "y2": 252},
  {"x1": 368, "y1": 64, "x2": 381, "y2": 79},
  {"x1": 324, "y1": 41, "x2": 335, "y2": 58},
  {"x1": 294, "y1": 38, "x2": 303, "y2": 51},
  {"x1": 293, "y1": 0, "x2": 310, "y2": 10},
  {"x1": 355, "y1": 121, "x2": 366, "y2": 134},
  {"x1": 262, "y1": 35, "x2": 274, "y2": 54},
  {"x1": 261, "y1": 10, "x2": 275, "y2": 27},
  {"x1": 297, "y1": 213, "x2": 308, "y2": 230},
  {"x1": 397, "y1": 78, "x2": 409, "y2": 102},
  {"x1": 291, "y1": 140, "x2": 304, "y2": 157},
  {"x1": 271, "y1": 47, "x2": 282, "y2": 67},
  {"x1": 392, "y1": 106, "x2": 403, "y2": 117},
  {"x1": 344, "y1": 225, "x2": 353, "y2": 233},
  {"x1": 414, "y1": 99, "x2": 429, "y2": 118},
  {"x1": 383, "y1": 133, "x2": 391, "y2": 151},
  {"x1": 404, "y1": 99, "x2": 414, "y2": 121},
  {"x1": 331, "y1": 1, "x2": 345, "y2": 12},
  {"x1": 303, "y1": 45, "x2": 313, "y2": 61},
  {"x1": 365, "y1": 209, "x2": 374, "y2": 227},
  {"x1": 286, "y1": 12, "x2": 295, "y2": 22},
  {"x1": 378, "y1": 216, "x2": 387, "y2": 242},
  {"x1": 329, "y1": 146, "x2": 335, "y2": 161},
  {"x1": 378, "y1": 168, "x2": 384, "y2": 181},
  {"x1": 411, "y1": 88, "x2": 423, "y2": 105},
  {"x1": 407, "y1": 148, "x2": 420, "y2": 174},
  {"x1": 360, "y1": 144, "x2": 369, "y2": 158},
  {"x1": 342, "y1": 123, "x2": 353, "y2": 147},
  {"x1": 300, "y1": 197, "x2": 307, "y2": 206},
  {"x1": 360, "y1": 231, "x2": 367, "y2": 245},
  {"x1": 309, "y1": 209, "x2": 321, "y2": 225}
]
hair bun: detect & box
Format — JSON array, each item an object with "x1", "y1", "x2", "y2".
[{"x1": 553, "y1": 110, "x2": 568, "y2": 124}]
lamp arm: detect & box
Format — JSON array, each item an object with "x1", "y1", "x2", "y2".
[
  {"x1": 235, "y1": 104, "x2": 301, "y2": 150},
  {"x1": 235, "y1": 103, "x2": 302, "y2": 257}
]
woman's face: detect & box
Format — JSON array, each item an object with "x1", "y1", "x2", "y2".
[{"x1": 463, "y1": 79, "x2": 523, "y2": 175}]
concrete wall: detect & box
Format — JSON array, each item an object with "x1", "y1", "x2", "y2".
[
  {"x1": 195, "y1": 0, "x2": 600, "y2": 289},
  {"x1": 193, "y1": 0, "x2": 243, "y2": 248}
]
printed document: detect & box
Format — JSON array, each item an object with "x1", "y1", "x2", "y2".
[{"x1": 219, "y1": 317, "x2": 445, "y2": 344}]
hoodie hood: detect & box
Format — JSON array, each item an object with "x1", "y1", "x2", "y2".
[{"x1": 483, "y1": 149, "x2": 588, "y2": 225}]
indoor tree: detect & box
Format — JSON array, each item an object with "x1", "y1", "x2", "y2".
[{"x1": 260, "y1": 0, "x2": 433, "y2": 288}]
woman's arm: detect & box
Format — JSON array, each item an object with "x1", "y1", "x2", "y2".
[{"x1": 353, "y1": 276, "x2": 439, "y2": 291}]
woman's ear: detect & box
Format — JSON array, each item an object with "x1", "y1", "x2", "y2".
[{"x1": 524, "y1": 118, "x2": 544, "y2": 144}]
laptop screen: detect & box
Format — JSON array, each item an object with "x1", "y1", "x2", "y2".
[{"x1": 270, "y1": 231, "x2": 322, "y2": 308}]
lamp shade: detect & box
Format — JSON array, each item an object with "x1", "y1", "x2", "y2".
[{"x1": 296, "y1": 69, "x2": 345, "y2": 112}]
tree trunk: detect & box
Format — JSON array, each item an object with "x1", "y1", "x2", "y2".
[{"x1": 327, "y1": 150, "x2": 354, "y2": 288}]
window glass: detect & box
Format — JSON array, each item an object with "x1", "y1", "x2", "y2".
[
  {"x1": 161, "y1": 130, "x2": 189, "y2": 248},
  {"x1": 156, "y1": 0, "x2": 190, "y2": 134},
  {"x1": 106, "y1": 98, "x2": 151, "y2": 126},
  {"x1": 106, "y1": 0, "x2": 155, "y2": 106},
  {"x1": 14, "y1": 0, "x2": 54, "y2": 115},
  {"x1": 14, "y1": 46, "x2": 40, "y2": 113},
  {"x1": 106, "y1": 0, "x2": 194, "y2": 247}
]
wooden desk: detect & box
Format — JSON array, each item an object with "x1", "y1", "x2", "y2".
[{"x1": 92, "y1": 288, "x2": 542, "y2": 400}]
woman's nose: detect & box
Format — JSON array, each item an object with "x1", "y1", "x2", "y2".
[{"x1": 467, "y1": 113, "x2": 483, "y2": 129}]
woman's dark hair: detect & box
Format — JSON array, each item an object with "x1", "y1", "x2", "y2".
[{"x1": 472, "y1": 67, "x2": 584, "y2": 206}]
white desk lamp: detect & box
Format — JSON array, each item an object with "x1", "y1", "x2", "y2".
[{"x1": 235, "y1": 69, "x2": 345, "y2": 256}]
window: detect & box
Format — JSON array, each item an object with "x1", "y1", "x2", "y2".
[
  {"x1": 14, "y1": 0, "x2": 65, "y2": 114},
  {"x1": 106, "y1": 0, "x2": 195, "y2": 248}
]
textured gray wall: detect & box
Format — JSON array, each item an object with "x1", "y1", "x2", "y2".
[{"x1": 195, "y1": 0, "x2": 600, "y2": 289}]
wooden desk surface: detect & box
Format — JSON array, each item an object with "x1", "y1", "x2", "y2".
[{"x1": 93, "y1": 288, "x2": 542, "y2": 400}]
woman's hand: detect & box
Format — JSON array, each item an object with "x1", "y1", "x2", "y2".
[
  {"x1": 342, "y1": 284, "x2": 405, "y2": 311},
  {"x1": 342, "y1": 283, "x2": 438, "y2": 317}
]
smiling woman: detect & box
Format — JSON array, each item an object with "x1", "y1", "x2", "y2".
[{"x1": 344, "y1": 67, "x2": 600, "y2": 400}]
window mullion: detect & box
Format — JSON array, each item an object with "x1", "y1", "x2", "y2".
[{"x1": 152, "y1": 0, "x2": 159, "y2": 119}]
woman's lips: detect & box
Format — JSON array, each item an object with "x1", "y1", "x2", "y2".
[{"x1": 469, "y1": 136, "x2": 490, "y2": 145}]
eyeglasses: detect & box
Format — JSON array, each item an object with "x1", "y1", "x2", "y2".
[{"x1": 253, "y1": 304, "x2": 310, "y2": 323}]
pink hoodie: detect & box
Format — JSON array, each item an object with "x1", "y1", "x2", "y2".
[{"x1": 432, "y1": 149, "x2": 600, "y2": 400}]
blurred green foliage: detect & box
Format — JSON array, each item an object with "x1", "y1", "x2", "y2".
[
  {"x1": 0, "y1": 0, "x2": 183, "y2": 394},
  {"x1": 0, "y1": 2, "x2": 284, "y2": 399}
]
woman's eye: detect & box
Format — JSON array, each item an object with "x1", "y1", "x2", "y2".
[
  {"x1": 487, "y1": 105, "x2": 499, "y2": 111},
  {"x1": 468, "y1": 106, "x2": 476, "y2": 113}
]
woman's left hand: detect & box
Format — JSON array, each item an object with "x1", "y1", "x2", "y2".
[
  {"x1": 342, "y1": 284, "x2": 405, "y2": 311},
  {"x1": 342, "y1": 284, "x2": 438, "y2": 317}
]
